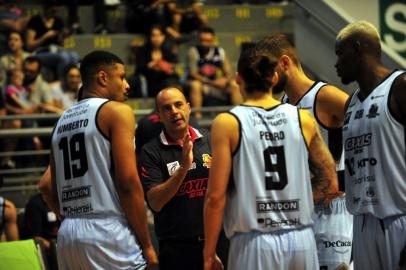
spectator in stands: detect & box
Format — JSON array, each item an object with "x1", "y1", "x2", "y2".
[
  {"x1": 25, "y1": 0, "x2": 79, "y2": 81},
  {"x1": 0, "y1": 1, "x2": 29, "y2": 33},
  {"x1": 186, "y1": 26, "x2": 242, "y2": 119},
  {"x1": 22, "y1": 56, "x2": 59, "y2": 113},
  {"x1": 135, "y1": 25, "x2": 179, "y2": 98},
  {"x1": 5, "y1": 69, "x2": 36, "y2": 115},
  {"x1": 164, "y1": 0, "x2": 208, "y2": 42},
  {"x1": 50, "y1": 65, "x2": 81, "y2": 110},
  {"x1": 0, "y1": 193, "x2": 19, "y2": 241},
  {"x1": 0, "y1": 2, "x2": 30, "y2": 55},
  {"x1": 2, "y1": 69, "x2": 42, "y2": 169},
  {"x1": 0, "y1": 31, "x2": 31, "y2": 90},
  {"x1": 126, "y1": 0, "x2": 169, "y2": 34}
]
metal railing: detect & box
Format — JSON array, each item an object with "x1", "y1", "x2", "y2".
[{"x1": 0, "y1": 106, "x2": 231, "y2": 194}]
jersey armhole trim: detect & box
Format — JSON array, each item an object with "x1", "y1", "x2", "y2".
[
  {"x1": 313, "y1": 83, "x2": 337, "y2": 131},
  {"x1": 96, "y1": 100, "x2": 111, "y2": 142},
  {"x1": 226, "y1": 111, "x2": 241, "y2": 157},
  {"x1": 293, "y1": 80, "x2": 322, "y2": 106},
  {"x1": 298, "y1": 108, "x2": 310, "y2": 152},
  {"x1": 387, "y1": 72, "x2": 406, "y2": 126}
]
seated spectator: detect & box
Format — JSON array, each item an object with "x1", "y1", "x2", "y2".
[
  {"x1": 25, "y1": 193, "x2": 60, "y2": 269},
  {"x1": 0, "y1": 193, "x2": 19, "y2": 241},
  {"x1": 0, "y1": 2, "x2": 29, "y2": 33},
  {"x1": 50, "y1": 65, "x2": 81, "y2": 110},
  {"x1": 25, "y1": 0, "x2": 79, "y2": 81},
  {"x1": 135, "y1": 25, "x2": 179, "y2": 97},
  {"x1": 6, "y1": 70, "x2": 35, "y2": 114},
  {"x1": 186, "y1": 26, "x2": 242, "y2": 119},
  {"x1": 126, "y1": 0, "x2": 168, "y2": 34},
  {"x1": 23, "y1": 56, "x2": 60, "y2": 113},
  {"x1": 164, "y1": 0, "x2": 208, "y2": 42},
  {"x1": 2, "y1": 69, "x2": 41, "y2": 168},
  {"x1": 0, "y1": 31, "x2": 31, "y2": 90},
  {"x1": 0, "y1": 2, "x2": 29, "y2": 57}
]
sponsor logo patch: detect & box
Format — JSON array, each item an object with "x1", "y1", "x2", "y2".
[
  {"x1": 257, "y1": 200, "x2": 299, "y2": 213},
  {"x1": 167, "y1": 161, "x2": 180, "y2": 176},
  {"x1": 202, "y1": 154, "x2": 212, "y2": 168},
  {"x1": 62, "y1": 186, "x2": 91, "y2": 202}
]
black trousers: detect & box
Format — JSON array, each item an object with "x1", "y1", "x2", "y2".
[
  {"x1": 158, "y1": 238, "x2": 204, "y2": 270},
  {"x1": 158, "y1": 232, "x2": 229, "y2": 270}
]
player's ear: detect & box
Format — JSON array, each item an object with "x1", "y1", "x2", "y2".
[
  {"x1": 279, "y1": 55, "x2": 291, "y2": 71},
  {"x1": 96, "y1": 70, "x2": 108, "y2": 87},
  {"x1": 271, "y1": 71, "x2": 279, "y2": 87}
]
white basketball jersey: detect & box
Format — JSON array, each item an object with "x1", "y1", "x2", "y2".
[
  {"x1": 224, "y1": 104, "x2": 314, "y2": 238},
  {"x1": 343, "y1": 70, "x2": 406, "y2": 218},
  {"x1": 52, "y1": 98, "x2": 124, "y2": 218},
  {"x1": 282, "y1": 81, "x2": 345, "y2": 171}
]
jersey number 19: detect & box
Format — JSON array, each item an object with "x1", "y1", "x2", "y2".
[{"x1": 58, "y1": 132, "x2": 88, "y2": 180}]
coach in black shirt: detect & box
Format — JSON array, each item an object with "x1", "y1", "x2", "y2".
[{"x1": 140, "y1": 87, "x2": 226, "y2": 270}]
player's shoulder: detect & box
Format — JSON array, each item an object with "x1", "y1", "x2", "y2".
[
  {"x1": 213, "y1": 111, "x2": 239, "y2": 125},
  {"x1": 298, "y1": 109, "x2": 317, "y2": 130},
  {"x1": 317, "y1": 84, "x2": 349, "y2": 101}
]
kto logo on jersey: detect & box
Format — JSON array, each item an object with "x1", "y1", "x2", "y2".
[
  {"x1": 366, "y1": 103, "x2": 380, "y2": 118},
  {"x1": 344, "y1": 133, "x2": 372, "y2": 151},
  {"x1": 345, "y1": 157, "x2": 377, "y2": 176},
  {"x1": 202, "y1": 154, "x2": 212, "y2": 168},
  {"x1": 257, "y1": 200, "x2": 299, "y2": 213}
]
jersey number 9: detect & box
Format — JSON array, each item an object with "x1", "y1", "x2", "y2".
[{"x1": 263, "y1": 146, "x2": 288, "y2": 190}]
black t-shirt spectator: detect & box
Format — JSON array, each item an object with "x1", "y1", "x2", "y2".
[
  {"x1": 27, "y1": 15, "x2": 64, "y2": 48},
  {"x1": 25, "y1": 193, "x2": 60, "y2": 240}
]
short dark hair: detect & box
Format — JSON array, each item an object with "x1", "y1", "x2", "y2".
[
  {"x1": 79, "y1": 50, "x2": 124, "y2": 87},
  {"x1": 198, "y1": 26, "x2": 215, "y2": 36},
  {"x1": 237, "y1": 47, "x2": 278, "y2": 93},
  {"x1": 255, "y1": 34, "x2": 300, "y2": 66},
  {"x1": 64, "y1": 64, "x2": 79, "y2": 76},
  {"x1": 24, "y1": 56, "x2": 42, "y2": 70}
]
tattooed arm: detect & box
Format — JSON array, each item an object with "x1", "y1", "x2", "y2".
[{"x1": 300, "y1": 109, "x2": 341, "y2": 206}]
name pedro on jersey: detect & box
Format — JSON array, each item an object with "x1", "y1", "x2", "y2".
[
  {"x1": 259, "y1": 131, "x2": 285, "y2": 141},
  {"x1": 57, "y1": 119, "x2": 89, "y2": 134}
]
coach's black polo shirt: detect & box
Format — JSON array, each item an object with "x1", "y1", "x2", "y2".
[{"x1": 140, "y1": 126, "x2": 211, "y2": 240}]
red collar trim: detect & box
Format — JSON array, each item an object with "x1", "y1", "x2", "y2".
[{"x1": 160, "y1": 126, "x2": 203, "y2": 146}]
